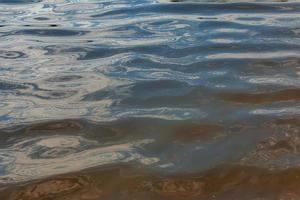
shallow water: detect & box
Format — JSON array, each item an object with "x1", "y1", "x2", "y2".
[{"x1": 0, "y1": 0, "x2": 300, "y2": 199}]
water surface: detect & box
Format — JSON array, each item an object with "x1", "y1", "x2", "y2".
[{"x1": 0, "y1": 0, "x2": 300, "y2": 199}]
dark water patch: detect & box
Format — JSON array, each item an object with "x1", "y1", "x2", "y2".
[
  {"x1": 13, "y1": 29, "x2": 88, "y2": 37},
  {"x1": 271, "y1": 117, "x2": 300, "y2": 127},
  {"x1": 170, "y1": 122, "x2": 224, "y2": 141},
  {"x1": 83, "y1": 80, "x2": 200, "y2": 107},
  {"x1": 119, "y1": 89, "x2": 204, "y2": 107},
  {"x1": 119, "y1": 81, "x2": 199, "y2": 107},
  {"x1": 0, "y1": 81, "x2": 28, "y2": 90},
  {"x1": 82, "y1": 89, "x2": 114, "y2": 101},
  {"x1": 43, "y1": 46, "x2": 118, "y2": 59},
  {"x1": 129, "y1": 80, "x2": 191, "y2": 97},
  {"x1": 197, "y1": 16, "x2": 218, "y2": 20},
  {"x1": 25, "y1": 120, "x2": 84, "y2": 132},
  {"x1": 51, "y1": 91, "x2": 76, "y2": 98},
  {"x1": 30, "y1": 90, "x2": 77, "y2": 100},
  {"x1": 256, "y1": 26, "x2": 300, "y2": 39},
  {"x1": 219, "y1": 88, "x2": 300, "y2": 104},
  {"x1": 0, "y1": 50, "x2": 26, "y2": 59},
  {"x1": 33, "y1": 17, "x2": 49, "y2": 21},
  {"x1": 236, "y1": 17, "x2": 265, "y2": 21},
  {"x1": 7, "y1": 119, "x2": 125, "y2": 144},
  {"x1": 123, "y1": 57, "x2": 299, "y2": 84},
  {"x1": 78, "y1": 47, "x2": 123, "y2": 60},
  {"x1": 92, "y1": 3, "x2": 300, "y2": 18},
  {"x1": 46, "y1": 75, "x2": 82, "y2": 82}
]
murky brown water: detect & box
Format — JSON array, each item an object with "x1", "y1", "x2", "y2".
[
  {"x1": 3, "y1": 161, "x2": 300, "y2": 199},
  {"x1": 0, "y1": 118, "x2": 299, "y2": 199},
  {"x1": 1, "y1": 0, "x2": 300, "y2": 199}
]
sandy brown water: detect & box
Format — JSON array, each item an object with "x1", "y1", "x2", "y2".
[{"x1": 3, "y1": 165, "x2": 300, "y2": 200}]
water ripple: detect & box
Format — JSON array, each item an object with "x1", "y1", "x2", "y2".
[
  {"x1": 0, "y1": 134, "x2": 157, "y2": 183},
  {"x1": 0, "y1": 1, "x2": 300, "y2": 197}
]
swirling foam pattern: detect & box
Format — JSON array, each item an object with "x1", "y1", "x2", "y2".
[{"x1": 0, "y1": 0, "x2": 300, "y2": 199}]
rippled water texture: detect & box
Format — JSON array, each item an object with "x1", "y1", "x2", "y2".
[{"x1": 0, "y1": 0, "x2": 300, "y2": 199}]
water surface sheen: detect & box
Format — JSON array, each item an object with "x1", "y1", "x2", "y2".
[{"x1": 0, "y1": 0, "x2": 300, "y2": 199}]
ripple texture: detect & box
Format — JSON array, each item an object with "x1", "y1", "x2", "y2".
[{"x1": 0, "y1": 0, "x2": 300, "y2": 199}]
